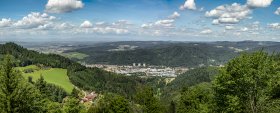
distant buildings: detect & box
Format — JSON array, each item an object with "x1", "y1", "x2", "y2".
[
  {"x1": 133, "y1": 63, "x2": 147, "y2": 67},
  {"x1": 85, "y1": 63, "x2": 188, "y2": 77},
  {"x1": 81, "y1": 92, "x2": 98, "y2": 103}
]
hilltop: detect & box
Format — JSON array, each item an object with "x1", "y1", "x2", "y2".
[{"x1": 64, "y1": 41, "x2": 280, "y2": 67}]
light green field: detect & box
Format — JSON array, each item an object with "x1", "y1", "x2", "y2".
[
  {"x1": 61, "y1": 52, "x2": 88, "y2": 60},
  {"x1": 16, "y1": 65, "x2": 74, "y2": 93}
]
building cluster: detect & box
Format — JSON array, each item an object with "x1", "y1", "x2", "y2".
[
  {"x1": 85, "y1": 63, "x2": 188, "y2": 77},
  {"x1": 81, "y1": 91, "x2": 98, "y2": 103}
]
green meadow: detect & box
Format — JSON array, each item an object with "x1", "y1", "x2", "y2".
[
  {"x1": 61, "y1": 52, "x2": 88, "y2": 60},
  {"x1": 16, "y1": 65, "x2": 74, "y2": 93}
]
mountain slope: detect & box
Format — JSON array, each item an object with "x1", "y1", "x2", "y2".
[
  {"x1": 69, "y1": 43, "x2": 238, "y2": 67},
  {"x1": 0, "y1": 42, "x2": 152, "y2": 97}
]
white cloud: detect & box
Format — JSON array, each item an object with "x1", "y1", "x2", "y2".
[
  {"x1": 141, "y1": 23, "x2": 153, "y2": 29},
  {"x1": 218, "y1": 18, "x2": 239, "y2": 24},
  {"x1": 200, "y1": 29, "x2": 212, "y2": 34},
  {"x1": 250, "y1": 21, "x2": 260, "y2": 30},
  {"x1": 155, "y1": 19, "x2": 174, "y2": 27},
  {"x1": 205, "y1": 3, "x2": 251, "y2": 24},
  {"x1": 247, "y1": 0, "x2": 273, "y2": 8},
  {"x1": 96, "y1": 22, "x2": 105, "y2": 25},
  {"x1": 142, "y1": 19, "x2": 175, "y2": 29},
  {"x1": 37, "y1": 24, "x2": 54, "y2": 30},
  {"x1": 225, "y1": 26, "x2": 235, "y2": 30},
  {"x1": 0, "y1": 12, "x2": 132, "y2": 36},
  {"x1": 45, "y1": 0, "x2": 84, "y2": 13},
  {"x1": 80, "y1": 20, "x2": 93, "y2": 28},
  {"x1": 93, "y1": 27, "x2": 129, "y2": 34},
  {"x1": 112, "y1": 20, "x2": 132, "y2": 28},
  {"x1": 241, "y1": 27, "x2": 249, "y2": 31},
  {"x1": 212, "y1": 19, "x2": 219, "y2": 25},
  {"x1": 55, "y1": 23, "x2": 74, "y2": 30},
  {"x1": 268, "y1": 23, "x2": 280, "y2": 29},
  {"x1": 180, "y1": 0, "x2": 196, "y2": 10},
  {"x1": 13, "y1": 12, "x2": 56, "y2": 29},
  {"x1": 0, "y1": 18, "x2": 12, "y2": 27},
  {"x1": 275, "y1": 7, "x2": 280, "y2": 15},
  {"x1": 168, "y1": 12, "x2": 180, "y2": 19},
  {"x1": 76, "y1": 20, "x2": 130, "y2": 34}
]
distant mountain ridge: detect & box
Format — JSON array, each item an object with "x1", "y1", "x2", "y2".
[{"x1": 66, "y1": 41, "x2": 280, "y2": 67}]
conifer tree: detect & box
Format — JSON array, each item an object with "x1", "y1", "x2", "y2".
[{"x1": 0, "y1": 55, "x2": 44, "y2": 113}]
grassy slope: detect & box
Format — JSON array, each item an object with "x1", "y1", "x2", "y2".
[
  {"x1": 61, "y1": 52, "x2": 88, "y2": 60},
  {"x1": 16, "y1": 65, "x2": 74, "y2": 93}
]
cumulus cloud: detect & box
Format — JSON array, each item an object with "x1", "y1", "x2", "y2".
[
  {"x1": 155, "y1": 19, "x2": 175, "y2": 27},
  {"x1": 112, "y1": 20, "x2": 132, "y2": 28},
  {"x1": 95, "y1": 20, "x2": 130, "y2": 34},
  {"x1": 180, "y1": 0, "x2": 196, "y2": 10},
  {"x1": 80, "y1": 20, "x2": 93, "y2": 28},
  {"x1": 168, "y1": 12, "x2": 180, "y2": 19},
  {"x1": 268, "y1": 23, "x2": 280, "y2": 29},
  {"x1": 141, "y1": 19, "x2": 175, "y2": 29},
  {"x1": 75, "y1": 20, "x2": 131, "y2": 34},
  {"x1": 275, "y1": 7, "x2": 280, "y2": 15},
  {"x1": 37, "y1": 24, "x2": 54, "y2": 30},
  {"x1": 141, "y1": 23, "x2": 153, "y2": 29},
  {"x1": 55, "y1": 23, "x2": 74, "y2": 30},
  {"x1": 225, "y1": 26, "x2": 235, "y2": 30},
  {"x1": 13, "y1": 12, "x2": 56, "y2": 29},
  {"x1": 96, "y1": 22, "x2": 105, "y2": 26},
  {"x1": 0, "y1": 12, "x2": 131, "y2": 36},
  {"x1": 45, "y1": 0, "x2": 84, "y2": 13},
  {"x1": 241, "y1": 27, "x2": 249, "y2": 31},
  {"x1": 0, "y1": 18, "x2": 12, "y2": 27},
  {"x1": 200, "y1": 29, "x2": 212, "y2": 34},
  {"x1": 247, "y1": 0, "x2": 273, "y2": 8},
  {"x1": 92, "y1": 27, "x2": 129, "y2": 34},
  {"x1": 205, "y1": 3, "x2": 251, "y2": 24}
]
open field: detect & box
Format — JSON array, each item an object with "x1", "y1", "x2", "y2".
[
  {"x1": 61, "y1": 52, "x2": 88, "y2": 60},
  {"x1": 16, "y1": 65, "x2": 74, "y2": 93}
]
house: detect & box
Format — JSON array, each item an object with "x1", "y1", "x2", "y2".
[{"x1": 81, "y1": 92, "x2": 97, "y2": 103}]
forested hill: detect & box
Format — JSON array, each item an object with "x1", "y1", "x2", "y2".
[
  {"x1": 0, "y1": 42, "x2": 153, "y2": 98},
  {"x1": 0, "y1": 42, "x2": 78, "y2": 68},
  {"x1": 67, "y1": 41, "x2": 280, "y2": 67},
  {"x1": 69, "y1": 43, "x2": 238, "y2": 67}
]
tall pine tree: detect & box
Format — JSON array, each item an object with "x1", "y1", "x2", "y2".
[{"x1": 0, "y1": 55, "x2": 44, "y2": 113}]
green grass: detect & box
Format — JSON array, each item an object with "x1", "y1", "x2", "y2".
[
  {"x1": 16, "y1": 65, "x2": 74, "y2": 93},
  {"x1": 61, "y1": 52, "x2": 88, "y2": 60}
]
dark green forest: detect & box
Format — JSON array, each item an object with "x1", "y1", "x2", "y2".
[
  {"x1": 0, "y1": 42, "x2": 280, "y2": 112},
  {"x1": 69, "y1": 43, "x2": 237, "y2": 67},
  {"x1": 66, "y1": 41, "x2": 280, "y2": 67}
]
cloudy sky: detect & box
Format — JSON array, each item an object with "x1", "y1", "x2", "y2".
[{"x1": 0, "y1": 0, "x2": 280, "y2": 41}]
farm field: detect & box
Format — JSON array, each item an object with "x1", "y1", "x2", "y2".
[
  {"x1": 61, "y1": 52, "x2": 88, "y2": 60},
  {"x1": 16, "y1": 65, "x2": 74, "y2": 93}
]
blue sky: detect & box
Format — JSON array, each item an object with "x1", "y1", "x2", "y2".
[{"x1": 0, "y1": 0, "x2": 280, "y2": 41}]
